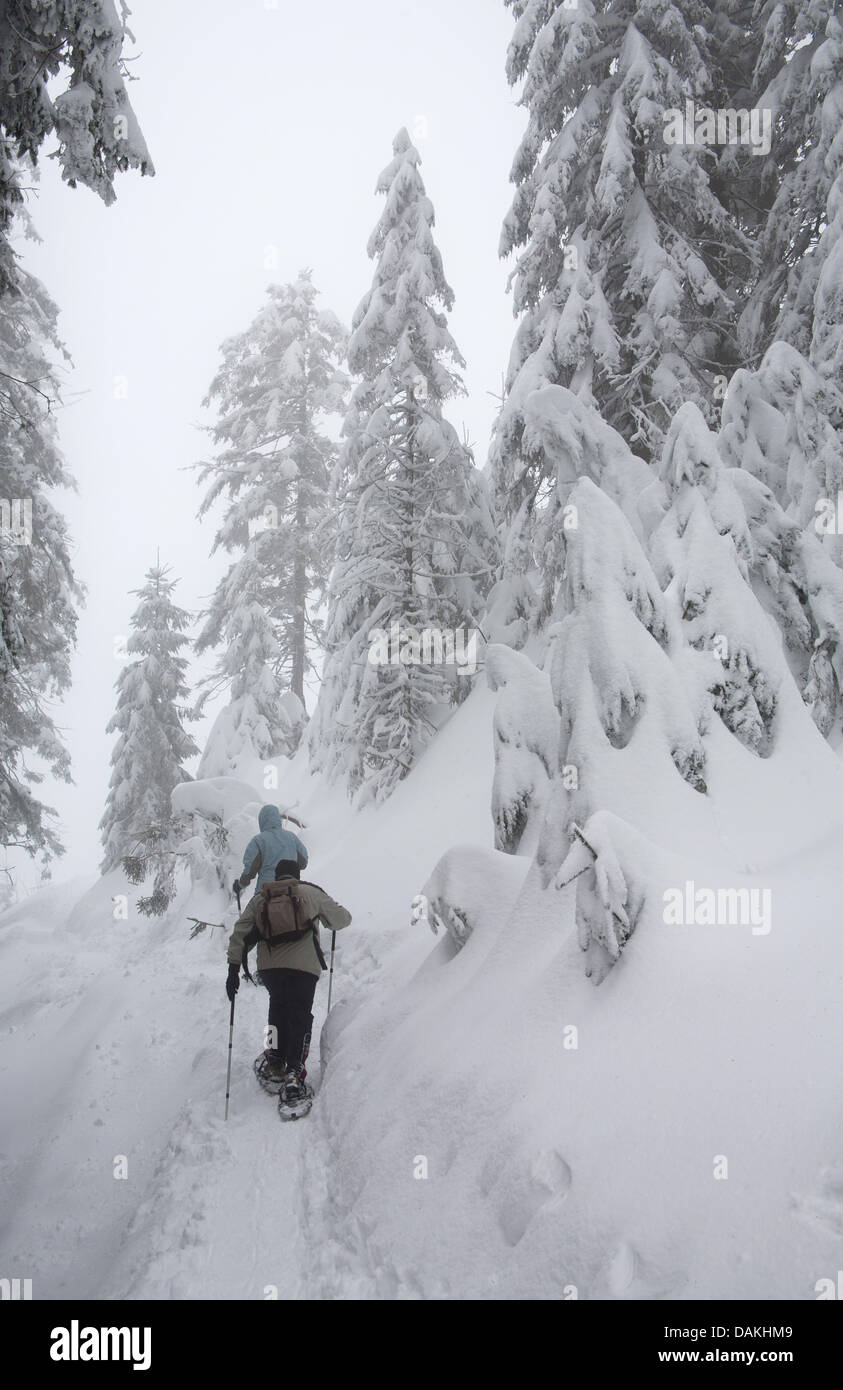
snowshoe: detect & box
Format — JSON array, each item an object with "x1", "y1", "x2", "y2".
[
  {"x1": 253, "y1": 1051, "x2": 287, "y2": 1095},
  {"x1": 278, "y1": 1071, "x2": 314, "y2": 1122}
]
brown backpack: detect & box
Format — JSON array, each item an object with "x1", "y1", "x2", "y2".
[{"x1": 254, "y1": 880, "x2": 327, "y2": 968}]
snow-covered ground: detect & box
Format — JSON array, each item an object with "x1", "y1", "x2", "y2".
[{"x1": 1, "y1": 683, "x2": 842, "y2": 1300}]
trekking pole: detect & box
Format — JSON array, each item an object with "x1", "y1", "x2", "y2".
[
  {"x1": 326, "y1": 931, "x2": 337, "y2": 1014},
  {"x1": 224, "y1": 994, "x2": 236, "y2": 1121},
  {"x1": 234, "y1": 882, "x2": 242, "y2": 915}
]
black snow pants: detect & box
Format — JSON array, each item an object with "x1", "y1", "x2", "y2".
[{"x1": 260, "y1": 968, "x2": 318, "y2": 1072}]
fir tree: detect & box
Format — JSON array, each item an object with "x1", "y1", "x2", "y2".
[
  {"x1": 310, "y1": 129, "x2": 499, "y2": 803},
  {"x1": 719, "y1": 341, "x2": 843, "y2": 548},
  {"x1": 491, "y1": 0, "x2": 754, "y2": 542},
  {"x1": 195, "y1": 552, "x2": 303, "y2": 779},
  {"x1": 717, "y1": 350, "x2": 843, "y2": 737},
  {"x1": 0, "y1": 258, "x2": 83, "y2": 863},
  {"x1": 649, "y1": 402, "x2": 790, "y2": 756},
  {"x1": 100, "y1": 563, "x2": 198, "y2": 916},
  {"x1": 738, "y1": 1, "x2": 843, "y2": 367},
  {"x1": 485, "y1": 382, "x2": 652, "y2": 641},
  {"x1": 196, "y1": 271, "x2": 348, "y2": 761}
]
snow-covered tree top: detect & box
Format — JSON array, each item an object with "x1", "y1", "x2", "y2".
[{"x1": 348, "y1": 128, "x2": 465, "y2": 404}]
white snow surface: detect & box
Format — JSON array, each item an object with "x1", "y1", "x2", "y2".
[{"x1": 1, "y1": 683, "x2": 842, "y2": 1300}]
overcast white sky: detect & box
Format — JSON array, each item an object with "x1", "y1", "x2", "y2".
[{"x1": 15, "y1": 0, "x2": 525, "y2": 888}]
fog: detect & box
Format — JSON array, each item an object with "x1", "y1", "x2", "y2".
[{"x1": 15, "y1": 0, "x2": 524, "y2": 887}]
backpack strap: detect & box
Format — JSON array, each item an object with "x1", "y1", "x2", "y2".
[
  {"x1": 256, "y1": 883, "x2": 273, "y2": 938},
  {"x1": 311, "y1": 931, "x2": 328, "y2": 971}
]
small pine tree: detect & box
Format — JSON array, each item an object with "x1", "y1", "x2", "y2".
[{"x1": 100, "y1": 563, "x2": 198, "y2": 915}]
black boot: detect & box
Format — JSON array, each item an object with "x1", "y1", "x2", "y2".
[
  {"x1": 254, "y1": 1049, "x2": 286, "y2": 1093},
  {"x1": 278, "y1": 1062, "x2": 314, "y2": 1120},
  {"x1": 280, "y1": 1062, "x2": 306, "y2": 1105}
]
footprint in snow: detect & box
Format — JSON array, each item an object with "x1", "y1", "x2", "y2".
[{"x1": 490, "y1": 1148, "x2": 572, "y2": 1247}]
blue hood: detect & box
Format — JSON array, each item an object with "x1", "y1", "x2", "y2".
[{"x1": 242, "y1": 807, "x2": 308, "y2": 894}]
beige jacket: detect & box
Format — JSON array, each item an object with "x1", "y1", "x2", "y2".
[{"x1": 227, "y1": 879, "x2": 352, "y2": 979}]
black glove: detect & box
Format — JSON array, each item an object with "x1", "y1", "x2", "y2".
[
  {"x1": 232, "y1": 879, "x2": 241, "y2": 895},
  {"x1": 226, "y1": 963, "x2": 240, "y2": 1002}
]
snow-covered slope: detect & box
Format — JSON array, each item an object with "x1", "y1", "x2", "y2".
[{"x1": 1, "y1": 681, "x2": 841, "y2": 1299}]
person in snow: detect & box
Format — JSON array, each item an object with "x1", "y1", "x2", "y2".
[
  {"x1": 225, "y1": 858, "x2": 352, "y2": 1106},
  {"x1": 233, "y1": 804, "x2": 308, "y2": 901}
]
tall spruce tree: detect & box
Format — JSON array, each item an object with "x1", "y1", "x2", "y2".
[
  {"x1": 196, "y1": 272, "x2": 348, "y2": 766},
  {"x1": 737, "y1": 1, "x2": 843, "y2": 367},
  {"x1": 310, "y1": 129, "x2": 499, "y2": 803},
  {"x1": 489, "y1": 0, "x2": 764, "y2": 627},
  {"x1": 495, "y1": 0, "x2": 755, "y2": 465},
  {"x1": 100, "y1": 563, "x2": 198, "y2": 915}
]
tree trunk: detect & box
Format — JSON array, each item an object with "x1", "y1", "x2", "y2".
[{"x1": 291, "y1": 383, "x2": 309, "y2": 704}]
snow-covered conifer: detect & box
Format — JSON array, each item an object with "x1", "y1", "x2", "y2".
[
  {"x1": 713, "y1": 343, "x2": 843, "y2": 736},
  {"x1": 0, "y1": 1, "x2": 153, "y2": 297},
  {"x1": 536, "y1": 471, "x2": 708, "y2": 883},
  {"x1": 486, "y1": 384, "x2": 652, "y2": 642},
  {"x1": 196, "y1": 272, "x2": 347, "y2": 757},
  {"x1": 195, "y1": 555, "x2": 303, "y2": 779},
  {"x1": 0, "y1": 260, "x2": 82, "y2": 863},
  {"x1": 805, "y1": 9, "x2": 843, "y2": 383},
  {"x1": 739, "y1": 2, "x2": 843, "y2": 366},
  {"x1": 487, "y1": 0, "x2": 765, "y2": 634},
  {"x1": 487, "y1": 643, "x2": 557, "y2": 855},
  {"x1": 555, "y1": 812, "x2": 647, "y2": 984},
  {"x1": 650, "y1": 403, "x2": 793, "y2": 756},
  {"x1": 100, "y1": 564, "x2": 198, "y2": 915},
  {"x1": 311, "y1": 130, "x2": 499, "y2": 802},
  {"x1": 492, "y1": 0, "x2": 752, "y2": 533},
  {"x1": 719, "y1": 342, "x2": 843, "y2": 550}
]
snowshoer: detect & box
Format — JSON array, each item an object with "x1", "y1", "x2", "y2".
[
  {"x1": 225, "y1": 858, "x2": 351, "y2": 1117},
  {"x1": 232, "y1": 805, "x2": 308, "y2": 902}
]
